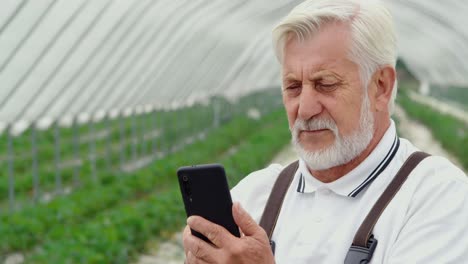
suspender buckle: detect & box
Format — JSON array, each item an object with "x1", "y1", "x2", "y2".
[
  {"x1": 269, "y1": 240, "x2": 276, "y2": 254},
  {"x1": 344, "y1": 236, "x2": 378, "y2": 264}
]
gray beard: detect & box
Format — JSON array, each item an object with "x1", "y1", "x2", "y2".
[{"x1": 291, "y1": 93, "x2": 374, "y2": 171}]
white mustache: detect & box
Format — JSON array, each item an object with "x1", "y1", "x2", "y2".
[{"x1": 292, "y1": 117, "x2": 338, "y2": 132}]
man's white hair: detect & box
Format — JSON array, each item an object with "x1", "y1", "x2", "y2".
[{"x1": 273, "y1": 0, "x2": 398, "y2": 113}]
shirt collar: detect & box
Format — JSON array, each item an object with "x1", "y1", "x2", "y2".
[{"x1": 296, "y1": 120, "x2": 400, "y2": 198}]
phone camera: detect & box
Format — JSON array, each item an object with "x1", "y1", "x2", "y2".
[{"x1": 182, "y1": 175, "x2": 191, "y2": 196}]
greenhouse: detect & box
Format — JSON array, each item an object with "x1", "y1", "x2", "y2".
[{"x1": 0, "y1": 0, "x2": 466, "y2": 263}]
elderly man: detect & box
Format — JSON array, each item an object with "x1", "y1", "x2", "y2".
[{"x1": 183, "y1": 0, "x2": 468, "y2": 263}]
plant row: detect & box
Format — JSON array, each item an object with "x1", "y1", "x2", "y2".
[
  {"x1": 22, "y1": 108, "x2": 290, "y2": 263},
  {"x1": 0, "y1": 108, "x2": 213, "y2": 204},
  {"x1": 428, "y1": 84, "x2": 468, "y2": 111},
  {"x1": 0, "y1": 107, "x2": 287, "y2": 257},
  {"x1": 0, "y1": 90, "x2": 281, "y2": 205},
  {"x1": 397, "y1": 89, "x2": 468, "y2": 170}
]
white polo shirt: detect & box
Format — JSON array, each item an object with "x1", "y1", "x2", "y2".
[{"x1": 231, "y1": 121, "x2": 468, "y2": 263}]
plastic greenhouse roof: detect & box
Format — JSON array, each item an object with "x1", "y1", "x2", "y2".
[{"x1": 0, "y1": 0, "x2": 467, "y2": 135}]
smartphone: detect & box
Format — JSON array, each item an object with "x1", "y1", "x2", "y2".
[{"x1": 177, "y1": 164, "x2": 241, "y2": 243}]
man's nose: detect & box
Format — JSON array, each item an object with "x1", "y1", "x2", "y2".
[{"x1": 297, "y1": 87, "x2": 323, "y2": 120}]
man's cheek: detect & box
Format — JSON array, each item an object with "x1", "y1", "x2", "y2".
[{"x1": 284, "y1": 106, "x2": 297, "y2": 130}]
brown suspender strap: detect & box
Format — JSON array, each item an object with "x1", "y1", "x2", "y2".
[
  {"x1": 344, "y1": 151, "x2": 430, "y2": 264},
  {"x1": 259, "y1": 151, "x2": 430, "y2": 262},
  {"x1": 259, "y1": 160, "x2": 299, "y2": 240},
  {"x1": 352, "y1": 151, "x2": 430, "y2": 247}
]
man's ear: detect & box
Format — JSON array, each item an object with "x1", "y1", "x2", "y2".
[{"x1": 371, "y1": 66, "x2": 396, "y2": 112}]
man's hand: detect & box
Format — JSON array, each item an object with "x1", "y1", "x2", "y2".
[{"x1": 183, "y1": 202, "x2": 275, "y2": 264}]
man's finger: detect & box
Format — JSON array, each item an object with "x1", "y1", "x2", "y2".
[
  {"x1": 232, "y1": 202, "x2": 265, "y2": 237},
  {"x1": 187, "y1": 251, "x2": 210, "y2": 264},
  {"x1": 182, "y1": 225, "x2": 191, "y2": 256},
  {"x1": 185, "y1": 233, "x2": 218, "y2": 262},
  {"x1": 187, "y1": 215, "x2": 231, "y2": 248}
]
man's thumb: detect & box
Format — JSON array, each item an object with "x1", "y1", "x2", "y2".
[{"x1": 232, "y1": 202, "x2": 262, "y2": 237}]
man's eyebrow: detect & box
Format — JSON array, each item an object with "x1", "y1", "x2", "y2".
[
  {"x1": 282, "y1": 73, "x2": 299, "y2": 82},
  {"x1": 308, "y1": 70, "x2": 330, "y2": 77},
  {"x1": 282, "y1": 70, "x2": 341, "y2": 83},
  {"x1": 308, "y1": 71, "x2": 340, "y2": 81}
]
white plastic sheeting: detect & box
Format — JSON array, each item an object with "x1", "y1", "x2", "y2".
[
  {"x1": 386, "y1": 0, "x2": 468, "y2": 86},
  {"x1": 0, "y1": 0, "x2": 467, "y2": 134}
]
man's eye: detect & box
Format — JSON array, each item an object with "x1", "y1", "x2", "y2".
[
  {"x1": 317, "y1": 83, "x2": 338, "y2": 91},
  {"x1": 287, "y1": 84, "x2": 301, "y2": 90}
]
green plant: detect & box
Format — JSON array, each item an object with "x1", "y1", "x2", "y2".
[
  {"x1": 397, "y1": 89, "x2": 468, "y2": 170},
  {"x1": 18, "y1": 109, "x2": 290, "y2": 263}
]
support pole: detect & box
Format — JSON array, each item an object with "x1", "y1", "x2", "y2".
[
  {"x1": 140, "y1": 113, "x2": 147, "y2": 157},
  {"x1": 213, "y1": 100, "x2": 220, "y2": 128},
  {"x1": 31, "y1": 124, "x2": 39, "y2": 203},
  {"x1": 152, "y1": 110, "x2": 158, "y2": 155},
  {"x1": 131, "y1": 112, "x2": 137, "y2": 161},
  {"x1": 72, "y1": 119, "x2": 80, "y2": 186},
  {"x1": 8, "y1": 127, "x2": 15, "y2": 212},
  {"x1": 119, "y1": 114, "x2": 126, "y2": 170},
  {"x1": 88, "y1": 120, "x2": 96, "y2": 182},
  {"x1": 54, "y1": 124, "x2": 62, "y2": 194},
  {"x1": 105, "y1": 116, "x2": 112, "y2": 172}
]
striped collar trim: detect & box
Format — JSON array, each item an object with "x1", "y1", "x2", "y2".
[
  {"x1": 348, "y1": 136, "x2": 400, "y2": 197},
  {"x1": 296, "y1": 132, "x2": 400, "y2": 197}
]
